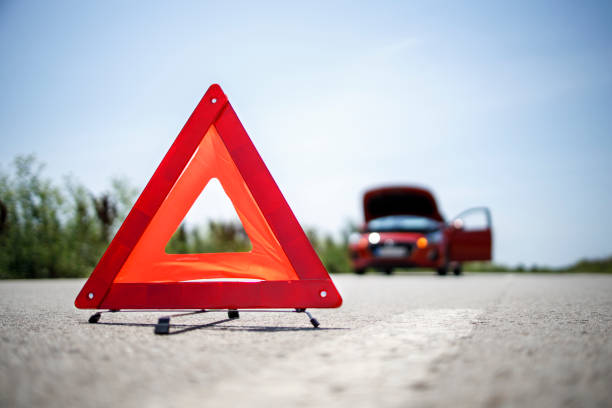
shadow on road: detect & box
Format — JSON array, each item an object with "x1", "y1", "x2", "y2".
[
  {"x1": 82, "y1": 319, "x2": 348, "y2": 335},
  {"x1": 211, "y1": 325, "x2": 348, "y2": 332}
]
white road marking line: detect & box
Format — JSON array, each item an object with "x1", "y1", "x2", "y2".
[{"x1": 179, "y1": 308, "x2": 482, "y2": 408}]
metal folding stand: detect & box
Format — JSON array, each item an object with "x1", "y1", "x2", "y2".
[{"x1": 88, "y1": 308, "x2": 320, "y2": 335}]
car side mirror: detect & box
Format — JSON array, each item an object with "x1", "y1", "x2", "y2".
[{"x1": 451, "y1": 218, "x2": 464, "y2": 230}]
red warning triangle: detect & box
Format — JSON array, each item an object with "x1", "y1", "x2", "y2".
[{"x1": 75, "y1": 84, "x2": 342, "y2": 310}]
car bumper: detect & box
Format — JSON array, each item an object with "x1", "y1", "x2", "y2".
[{"x1": 350, "y1": 245, "x2": 443, "y2": 270}]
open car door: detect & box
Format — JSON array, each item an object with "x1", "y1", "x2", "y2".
[{"x1": 448, "y1": 207, "x2": 492, "y2": 261}]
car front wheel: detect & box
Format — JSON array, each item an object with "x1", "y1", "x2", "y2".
[
  {"x1": 436, "y1": 264, "x2": 448, "y2": 276},
  {"x1": 453, "y1": 263, "x2": 463, "y2": 276}
]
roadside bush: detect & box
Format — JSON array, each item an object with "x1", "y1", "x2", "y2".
[
  {"x1": 0, "y1": 156, "x2": 135, "y2": 278},
  {"x1": 0, "y1": 155, "x2": 352, "y2": 277},
  {"x1": 306, "y1": 229, "x2": 351, "y2": 273}
]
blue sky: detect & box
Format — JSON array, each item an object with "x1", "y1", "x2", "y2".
[{"x1": 1, "y1": 1, "x2": 611, "y2": 267}]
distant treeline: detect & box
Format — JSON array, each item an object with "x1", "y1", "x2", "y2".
[
  {"x1": 0, "y1": 156, "x2": 351, "y2": 278},
  {"x1": 165, "y1": 222, "x2": 352, "y2": 273},
  {"x1": 464, "y1": 257, "x2": 612, "y2": 274},
  {"x1": 0, "y1": 156, "x2": 610, "y2": 278}
]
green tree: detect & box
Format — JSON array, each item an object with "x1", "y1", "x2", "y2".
[
  {"x1": 0, "y1": 156, "x2": 65, "y2": 278},
  {"x1": 0, "y1": 156, "x2": 137, "y2": 278}
]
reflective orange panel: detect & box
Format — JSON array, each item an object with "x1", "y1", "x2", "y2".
[{"x1": 115, "y1": 125, "x2": 298, "y2": 282}]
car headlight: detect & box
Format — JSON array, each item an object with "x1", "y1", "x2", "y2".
[{"x1": 368, "y1": 232, "x2": 381, "y2": 245}]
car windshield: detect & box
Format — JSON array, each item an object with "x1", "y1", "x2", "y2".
[{"x1": 367, "y1": 215, "x2": 440, "y2": 233}]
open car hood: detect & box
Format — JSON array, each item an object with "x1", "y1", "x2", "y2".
[{"x1": 363, "y1": 186, "x2": 444, "y2": 223}]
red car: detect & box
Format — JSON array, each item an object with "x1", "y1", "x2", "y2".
[{"x1": 348, "y1": 186, "x2": 492, "y2": 275}]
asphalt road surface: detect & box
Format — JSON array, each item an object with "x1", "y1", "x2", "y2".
[{"x1": 1, "y1": 274, "x2": 611, "y2": 408}]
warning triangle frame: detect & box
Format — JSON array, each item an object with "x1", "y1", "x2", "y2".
[{"x1": 75, "y1": 84, "x2": 342, "y2": 310}]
